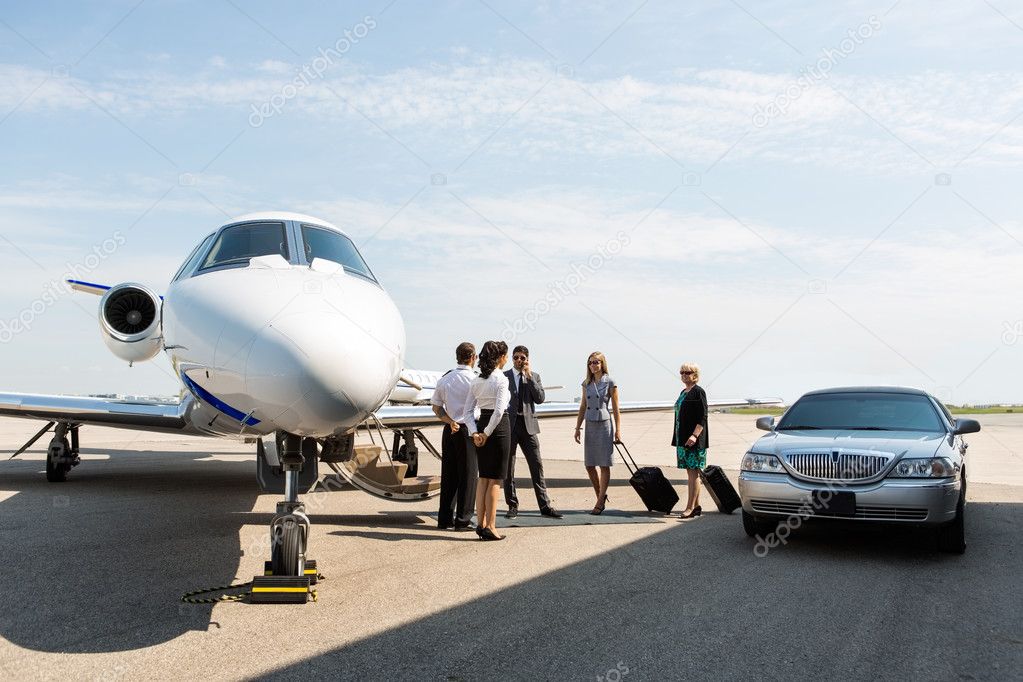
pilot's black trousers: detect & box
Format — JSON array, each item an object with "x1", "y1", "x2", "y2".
[
  {"x1": 504, "y1": 420, "x2": 552, "y2": 511},
  {"x1": 438, "y1": 423, "x2": 478, "y2": 527}
]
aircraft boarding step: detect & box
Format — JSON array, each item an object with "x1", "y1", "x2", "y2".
[{"x1": 327, "y1": 443, "x2": 441, "y2": 500}]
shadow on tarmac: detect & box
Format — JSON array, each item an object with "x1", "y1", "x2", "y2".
[
  {"x1": 266, "y1": 501, "x2": 1023, "y2": 681},
  {"x1": 0, "y1": 449, "x2": 258, "y2": 654},
  {"x1": 1, "y1": 446, "x2": 1021, "y2": 680}
]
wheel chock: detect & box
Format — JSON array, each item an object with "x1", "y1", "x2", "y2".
[
  {"x1": 262, "y1": 559, "x2": 319, "y2": 584},
  {"x1": 249, "y1": 575, "x2": 313, "y2": 604}
]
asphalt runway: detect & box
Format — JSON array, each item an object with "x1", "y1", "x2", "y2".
[{"x1": 0, "y1": 412, "x2": 1020, "y2": 680}]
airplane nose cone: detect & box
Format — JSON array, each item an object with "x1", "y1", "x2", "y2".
[{"x1": 245, "y1": 310, "x2": 403, "y2": 436}]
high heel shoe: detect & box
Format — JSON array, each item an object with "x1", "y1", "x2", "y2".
[
  {"x1": 590, "y1": 495, "x2": 607, "y2": 515},
  {"x1": 474, "y1": 525, "x2": 484, "y2": 538},
  {"x1": 680, "y1": 505, "x2": 703, "y2": 519},
  {"x1": 480, "y1": 527, "x2": 504, "y2": 541}
]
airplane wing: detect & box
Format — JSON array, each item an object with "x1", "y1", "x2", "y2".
[
  {"x1": 0, "y1": 392, "x2": 191, "y2": 434},
  {"x1": 373, "y1": 398, "x2": 783, "y2": 429},
  {"x1": 66, "y1": 279, "x2": 113, "y2": 295}
]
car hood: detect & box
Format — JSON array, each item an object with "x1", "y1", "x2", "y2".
[{"x1": 751, "y1": 430, "x2": 947, "y2": 458}]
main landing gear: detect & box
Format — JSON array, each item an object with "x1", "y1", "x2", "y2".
[
  {"x1": 46, "y1": 423, "x2": 80, "y2": 482},
  {"x1": 390, "y1": 428, "x2": 441, "y2": 479},
  {"x1": 392, "y1": 429, "x2": 419, "y2": 477},
  {"x1": 10, "y1": 421, "x2": 81, "y2": 482}
]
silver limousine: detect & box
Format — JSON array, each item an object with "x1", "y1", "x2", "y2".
[{"x1": 738, "y1": 387, "x2": 980, "y2": 553}]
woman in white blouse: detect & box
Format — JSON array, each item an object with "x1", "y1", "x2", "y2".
[{"x1": 462, "y1": 340, "x2": 511, "y2": 541}]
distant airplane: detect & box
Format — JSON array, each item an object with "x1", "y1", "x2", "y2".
[{"x1": 0, "y1": 212, "x2": 781, "y2": 578}]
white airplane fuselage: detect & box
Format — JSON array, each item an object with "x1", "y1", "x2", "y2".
[{"x1": 158, "y1": 213, "x2": 406, "y2": 438}]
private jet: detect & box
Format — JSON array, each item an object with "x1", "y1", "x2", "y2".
[{"x1": 0, "y1": 212, "x2": 781, "y2": 580}]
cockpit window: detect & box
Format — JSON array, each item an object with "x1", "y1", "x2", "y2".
[
  {"x1": 200, "y1": 222, "x2": 289, "y2": 270},
  {"x1": 173, "y1": 232, "x2": 215, "y2": 281},
  {"x1": 301, "y1": 224, "x2": 376, "y2": 282}
]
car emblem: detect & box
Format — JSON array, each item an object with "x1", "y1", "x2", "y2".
[{"x1": 832, "y1": 450, "x2": 840, "y2": 463}]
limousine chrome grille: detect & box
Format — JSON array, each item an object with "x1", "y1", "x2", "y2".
[
  {"x1": 750, "y1": 499, "x2": 927, "y2": 521},
  {"x1": 784, "y1": 451, "x2": 891, "y2": 481}
]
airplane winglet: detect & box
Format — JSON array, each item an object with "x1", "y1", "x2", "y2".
[{"x1": 66, "y1": 279, "x2": 112, "y2": 296}]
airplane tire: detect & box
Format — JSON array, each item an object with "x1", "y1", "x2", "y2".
[
  {"x1": 271, "y1": 517, "x2": 302, "y2": 576},
  {"x1": 46, "y1": 438, "x2": 71, "y2": 483}
]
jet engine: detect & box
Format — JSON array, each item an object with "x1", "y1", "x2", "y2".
[{"x1": 99, "y1": 283, "x2": 163, "y2": 363}]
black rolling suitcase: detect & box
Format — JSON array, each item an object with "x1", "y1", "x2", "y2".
[
  {"x1": 699, "y1": 465, "x2": 741, "y2": 514},
  {"x1": 615, "y1": 442, "x2": 679, "y2": 514}
]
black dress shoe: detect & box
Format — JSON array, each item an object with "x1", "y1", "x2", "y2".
[
  {"x1": 453, "y1": 521, "x2": 474, "y2": 530},
  {"x1": 438, "y1": 522, "x2": 454, "y2": 529},
  {"x1": 480, "y1": 527, "x2": 505, "y2": 541},
  {"x1": 540, "y1": 507, "x2": 564, "y2": 519},
  {"x1": 505, "y1": 507, "x2": 518, "y2": 519}
]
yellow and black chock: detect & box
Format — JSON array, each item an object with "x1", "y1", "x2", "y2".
[
  {"x1": 181, "y1": 560, "x2": 321, "y2": 605},
  {"x1": 263, "y1": 559, "x2": 320, "y2": 585},
  {"x1": 248, "y1": 575, "x2": 313, "y2": 604}
]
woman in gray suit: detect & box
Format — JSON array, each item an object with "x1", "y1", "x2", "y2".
[{"x1": 574, "y1": 351, "x2": 622, "y2": 515}]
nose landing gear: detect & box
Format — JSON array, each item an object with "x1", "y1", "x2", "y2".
[{"x1": 251, "y1": 433, "x2": 317, "y2": 603}]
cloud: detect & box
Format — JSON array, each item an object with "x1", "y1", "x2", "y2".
[{"x1": 2, "y1": 58, "x2": 1022, "y2": 172}]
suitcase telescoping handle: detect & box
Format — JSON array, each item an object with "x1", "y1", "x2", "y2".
[{"x1": 613, "y1": 441, "x2": 639, "y2": 475}]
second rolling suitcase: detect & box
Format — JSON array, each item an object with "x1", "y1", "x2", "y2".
[
  {"x1": 615, "y1": 442, "x2": 679, "y2": 514},
  {"x1": 698, "y1": 464, "x2": 741, "y2": 514}
]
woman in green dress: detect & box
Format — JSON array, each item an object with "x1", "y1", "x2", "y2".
[{"x1": 673, "y1": 362, "x2": 708, "y2": 518}]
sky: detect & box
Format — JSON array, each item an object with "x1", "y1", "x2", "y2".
[{"x1": 0, "y1": 0, "x2": 1021, "y2": 406}]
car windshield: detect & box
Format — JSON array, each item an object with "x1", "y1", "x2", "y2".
[
  {"x1": 201, "y1": 222, "x2": 289, "y2": 270},
  {"x1": 776, "y1": 393, "x2": 945, "y2": 432},
  {"x1": 301, "y1": 224, "x2": 376, "y2": 282}
]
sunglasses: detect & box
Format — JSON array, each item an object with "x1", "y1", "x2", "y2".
[
  {"x1": 680, "y1": 370, "x2": 695, "y2": 375},
  {"x1": 588, "y1": 360, "x2": 602, "y2": 365},
  {"x1": 513, "y1": 355, "x2": 527, "y2": 360}
]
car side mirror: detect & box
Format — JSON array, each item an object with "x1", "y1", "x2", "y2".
[
  {"x1": 953, "y1": 418, "x2": 980, "y2": 435},
  {"x1": 756, "y1": 416, "x2": 775, "y2": 431}
]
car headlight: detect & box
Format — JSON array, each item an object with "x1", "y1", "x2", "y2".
[
  {"x1": 741, "y1": 453, "x2": 784, "y2": 473},
  {"x1": 888, "y1": 457, "x2": 960, "y2": 478}
]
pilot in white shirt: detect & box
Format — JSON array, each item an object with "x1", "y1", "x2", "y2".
[{"x1": 430, "y1": 342, "x2": 479, "y2": 530}]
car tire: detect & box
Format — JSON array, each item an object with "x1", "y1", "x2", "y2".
[
  {"x1": 743, "y1": 509, "x2": 779, "y2": 538},
  {"x1": 937, "y1": 474, "x2": 966, "y2": 554}
]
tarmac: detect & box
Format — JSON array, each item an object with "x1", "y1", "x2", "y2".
[{"x1": 0, "y1": 411, "x2": 1020, "y2": 680}]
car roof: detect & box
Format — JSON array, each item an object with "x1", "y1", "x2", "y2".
[{"x1": 801, "y1": 386, "x2": 930, "y2": 397}]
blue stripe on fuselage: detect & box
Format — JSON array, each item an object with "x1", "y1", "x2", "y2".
[{"x1": 181, "y1": 372, "x2": 261, "y2": 426}]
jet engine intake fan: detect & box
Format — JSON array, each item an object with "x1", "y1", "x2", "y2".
[{"x1": 99, "y1": 283, "x2": 163, "y2": 363}]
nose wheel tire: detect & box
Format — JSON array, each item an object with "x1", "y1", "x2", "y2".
[
  {"x1": 46, "y1": 437, "x2": 72, "y2": 483},
  {"x1": 271, "y1": 517, "x2": 304, "y2": 576}
]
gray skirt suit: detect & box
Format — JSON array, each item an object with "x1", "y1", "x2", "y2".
[{"x1": 583, "y1": 375, "x2": 616, "y2": 467}]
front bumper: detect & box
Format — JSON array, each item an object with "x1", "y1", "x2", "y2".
[{"x1": 738, "y1": 471, "x2": 960, "y2": 525}]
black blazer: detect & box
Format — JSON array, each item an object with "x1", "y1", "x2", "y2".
[
  {"x1": 505, "y1": 369, "x2": 546, "y2": 436},
  {"x1": 671, "y1": 384, "x2": 709, "y2": 450}
]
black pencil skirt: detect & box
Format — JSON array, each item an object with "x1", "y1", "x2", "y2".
[{"x1": 476, "y1": 409, "x2": 511, "y2": 479}]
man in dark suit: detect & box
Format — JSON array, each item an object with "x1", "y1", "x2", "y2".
[{"x1": 504, "y1": 345, "x2": 562, "y2": 519}]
